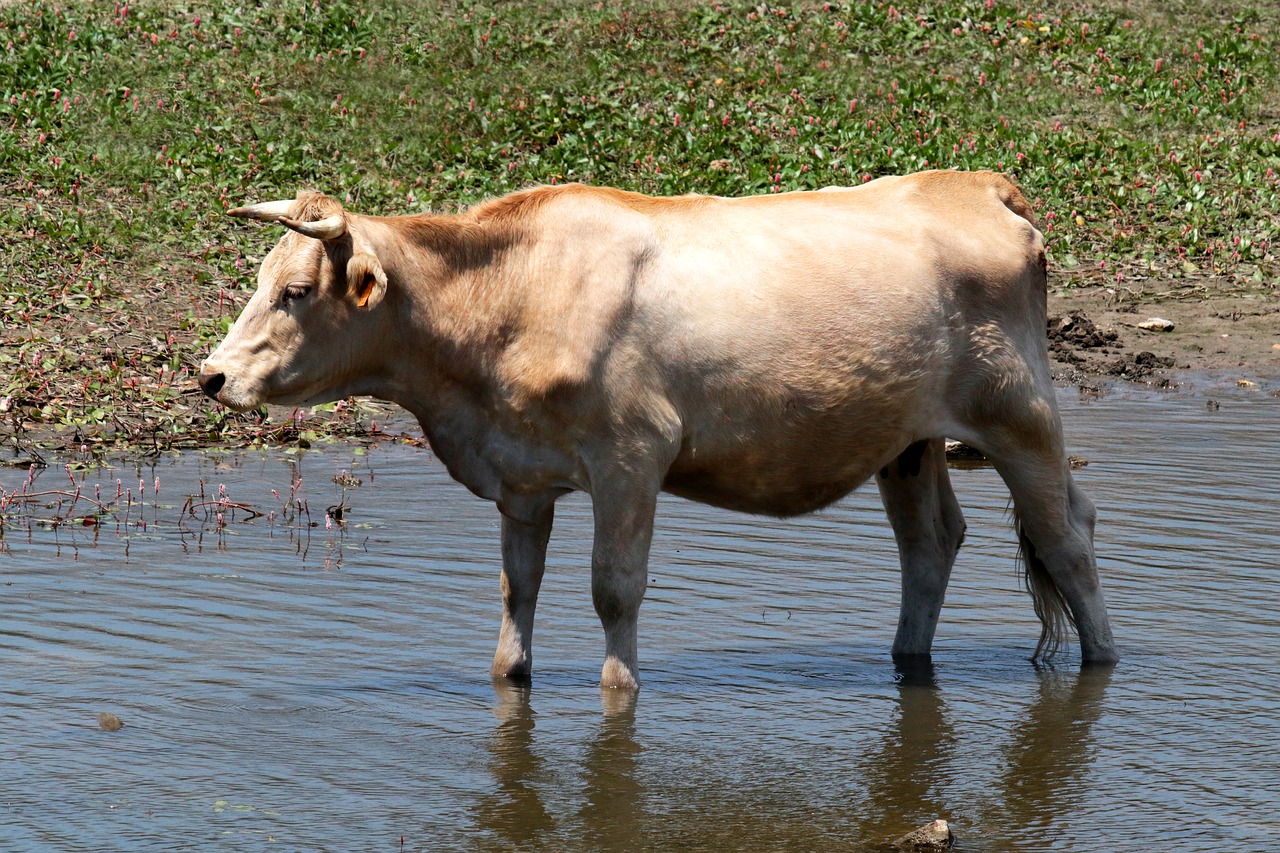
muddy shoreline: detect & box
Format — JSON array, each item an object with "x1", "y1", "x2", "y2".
[{"x1": 1045, "y1": 274, "x2": 1280, "y2": 393}]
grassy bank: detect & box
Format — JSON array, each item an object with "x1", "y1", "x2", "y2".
[{"x1": 2, "y1": 0, "x2": 1278, "y2": 458}]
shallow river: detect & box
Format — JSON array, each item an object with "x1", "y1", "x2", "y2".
[{"x1": 1, "y1": 388, "x2": 1277, "y2": 852}]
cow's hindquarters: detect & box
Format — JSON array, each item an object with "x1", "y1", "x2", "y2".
[{"x1": 952, "y1": 348, "x2": 1118, "y2": 663}]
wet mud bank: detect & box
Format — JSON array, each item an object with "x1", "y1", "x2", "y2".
[{"x1": 1046, "y1": 277, "x2": 1280, "y2": 392}]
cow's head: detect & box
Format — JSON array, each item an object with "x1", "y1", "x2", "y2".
[{"x1": 199, "y1": 192, "x2": 390, "y2": 411}]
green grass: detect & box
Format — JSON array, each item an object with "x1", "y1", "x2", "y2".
[{"x1": 2, "y1": 0, "x2": 1278, "y2": 456}]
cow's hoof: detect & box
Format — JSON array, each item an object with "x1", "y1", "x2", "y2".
[
  {"x1": 1080, "y1": 652, "x2": 1120, "y2": 667},
  {"x1": 600, "y1": 657, "x2": 639, "y2": 691},
  {"x1": 491, "y1": 657, "x2": 533, "y2": 682}
]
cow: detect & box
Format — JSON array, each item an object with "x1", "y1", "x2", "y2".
[{"x1": 200, "y1": 170, "x2": 1117, "y2": 690}]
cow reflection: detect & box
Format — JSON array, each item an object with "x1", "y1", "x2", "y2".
[
  {"x1": 856, "y1": 659, "x2": 955, "y2": 842},
  {"x1": 578, "y1": 691, "x2": 642, "y2": 853},
  {"x1": 984, "y1": 665, "x2": 1113, "y2": 846},
  {"x1": 473, "y1": 684, "x2": 642, "y2": 850},
  {"x1": 473, "y1": 664, "x2": 1112, "y2": 848},
  {"x1": 470, "y1": 682, "x2": 553, "y2": 849}
]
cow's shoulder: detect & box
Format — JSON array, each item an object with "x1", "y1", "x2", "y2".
[{"x1": 448, "y1": 186, "x2": 671, "y2": 407}]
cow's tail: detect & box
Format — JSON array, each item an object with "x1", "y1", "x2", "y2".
[{"x1": 1015, "y1": 510, "x2": 1072, "y2": 661}]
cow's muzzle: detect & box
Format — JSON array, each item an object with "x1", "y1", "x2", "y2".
[{"x1": 198, "y1": 370, "x2": 227, "y2": 402}]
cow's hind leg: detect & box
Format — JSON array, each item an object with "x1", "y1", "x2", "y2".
[
  {"x1": 969, "y1": 398, "x2": 1118, "y2": 664},
  {"x1": 876, "y1": 438, "x2": 967, "y2": 659},
  {"x1": 492, "y1": 503, "x2": 555, "y2": 681},
  {"x1": 1000, "y1": 459, "x2": 1116, "y2": 663}
]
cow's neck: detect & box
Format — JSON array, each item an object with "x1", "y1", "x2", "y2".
[{"x1": 363, "y1": 212, "x2": 532, "y2": 434}]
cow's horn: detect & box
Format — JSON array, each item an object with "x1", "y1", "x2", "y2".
[
  {"x1": 279, "y1": 213, "x2": 347, "y2": 241},
  {"x1": 227, "y1": 199, "x2": 296, "y2": 222}
]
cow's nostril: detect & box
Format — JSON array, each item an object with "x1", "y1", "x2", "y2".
[{"x1": 199, "y1": 371, "x2": 226, "y2": 400}]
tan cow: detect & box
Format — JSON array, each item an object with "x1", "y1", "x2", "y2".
[{"x1": 201, "y1": 171, "x2": 1117, "y2": 689}]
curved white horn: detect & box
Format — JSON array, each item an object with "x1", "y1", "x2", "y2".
[
  {"x1": 279, "y1": 213, "x2": 347, "y2": 240},
  {"x1": 227, "y1": 199, "x2": 296, "y2": 221}
]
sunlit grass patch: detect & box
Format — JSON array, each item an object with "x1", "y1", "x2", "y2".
[{"x1": 2, "y1": 0, "x2": 1278, "y2": 455}]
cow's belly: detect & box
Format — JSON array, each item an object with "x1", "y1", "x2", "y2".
[
  {"x1": 662, "y1": 467, "x2": 871, "y2": 516},
  {"x1": 661, "y1": 426, "x2": 905, "y2": 517}
]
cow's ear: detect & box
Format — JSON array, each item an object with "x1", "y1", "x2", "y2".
[{"x1": 346, "y1": 252, "x2": 387, "y2": 310}]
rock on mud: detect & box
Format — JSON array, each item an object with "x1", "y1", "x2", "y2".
[{"x1": 1137, "y1": 317, "x2": 1176, "y2": 332}]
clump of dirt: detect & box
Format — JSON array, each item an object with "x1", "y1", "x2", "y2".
[
  {"x1": 1043, "y1": 310, "x2": 1168, "y2": 384},
  {"x1": 1047, "y1": 311, "x2": 1180, "y2": 383},
  {"x1": 1048, "y1": 311, "x2": 1121, "y2": 352},
  {"x1": 1104, "y1": 349, "x2": 1176, "y2": 380}
]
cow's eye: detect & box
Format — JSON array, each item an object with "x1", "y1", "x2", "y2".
[{"x1": 281, "y1": 282, "x2": 312, "y2": 305}]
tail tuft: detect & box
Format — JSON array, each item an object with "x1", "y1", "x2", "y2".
[{"x1": 1015, "y1": 513, "x2": 1074, "y2": 660}]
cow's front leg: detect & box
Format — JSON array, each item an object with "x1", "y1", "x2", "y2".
[
  {"x1": 591, "y1": 489, "x2": 658, "y2": 691},
  {"x1": 491, "y1": 503, "x2": 554, "y2": 682}
]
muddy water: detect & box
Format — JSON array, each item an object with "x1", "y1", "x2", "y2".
[{"x1": 1, "y1": 391, "x2": 1277, "y2": 852}]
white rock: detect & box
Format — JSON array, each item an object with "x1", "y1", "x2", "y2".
[{"x1": 1137, "y1": 317, "x2": 1175, "y2": 332}]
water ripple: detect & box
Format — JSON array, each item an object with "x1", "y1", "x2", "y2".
[{"x1": 1, "y1": 392, "x2": 1277, "y2": 851}]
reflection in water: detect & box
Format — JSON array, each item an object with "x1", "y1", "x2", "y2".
[
  {"x1": 856, "y1": 660, "x2": 955, "y2": 843},
  {"x1": 471, "y1": 663, "x2": 1113, "y2": 852},
  {"x1": 580, "y1": 692, "x2": 642, "y2": 853},
  {"x1": 473, "y1": 682, "x2": 555, "y2": 850},
  {"x1": 475, "y1": 686, "x2": 644, "y2": 852},
  {"x1": 858, "y1": 662, "x2": 1112, "y2": 850},
  {"x1": 987, "y1": 665, "x2": 1114, "y2": 849}
]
